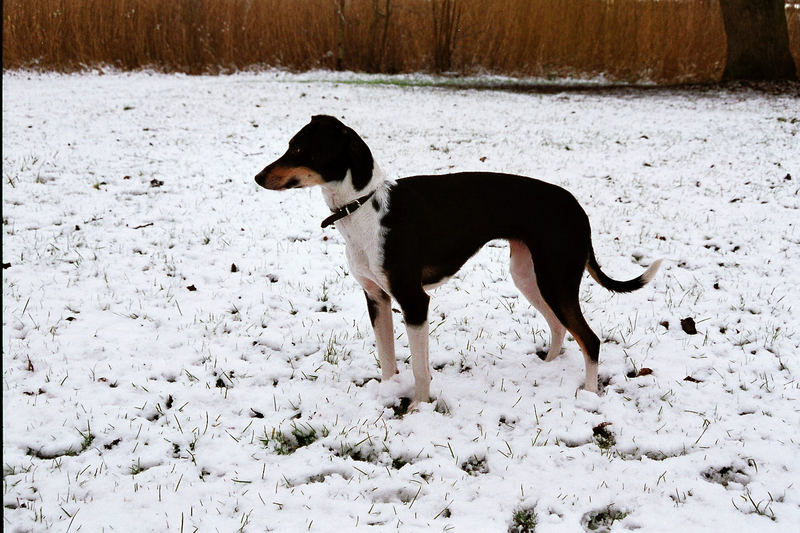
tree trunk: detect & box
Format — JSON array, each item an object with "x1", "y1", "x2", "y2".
[
  {"x1": 335, "y1": 0, "x2": 346, "y2": 71},
  {"x1": 719, "y1": 0, "x2": 797, "y2": 81}
]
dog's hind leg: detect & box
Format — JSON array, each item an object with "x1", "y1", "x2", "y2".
[
  {"x1": 554, "y1": 302, "x2": 600, "y2": 393},
  {"x1": 529, "y1": 253, "x2": 601, "y2": 394},
  {"x1": 508, "y1": 239, "x2": 566, "y2": 362},
  {"x1": 363, "y1": 283, "x2": 398, "y2": 381}
]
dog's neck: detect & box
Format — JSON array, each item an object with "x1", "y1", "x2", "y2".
[{"x1": 321, "y1": 162, "x2": 388, "y2": 211}]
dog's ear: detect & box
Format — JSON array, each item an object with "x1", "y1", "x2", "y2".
[{"x1": 345, "y1": 127, "x2": 373, "y2": 191}]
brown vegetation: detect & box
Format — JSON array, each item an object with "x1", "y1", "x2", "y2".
[{"x1": 3, "y1": 0, "x2": 800, "y2": 83}]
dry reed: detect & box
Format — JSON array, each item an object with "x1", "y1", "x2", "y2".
[{"x1": 3, "y1": 0, "x2": 799, "y2": 83}]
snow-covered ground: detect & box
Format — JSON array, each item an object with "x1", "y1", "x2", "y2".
[{"x1": 2, "y1": 71, "x2": 799, "y2": 532}]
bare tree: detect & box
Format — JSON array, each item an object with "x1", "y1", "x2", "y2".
[
  {"x1": 719, "y1": 0, "x2": 797, "y2": 81},
  {"x1": 335, "y1": 0, "x2": 346, "y2": 71},
  {"x1": 431, "y1": 0, "x2": 461, "y2": 73},
  {"x1": 366, "y1": 0, "x2": 392, "y2": 72}
]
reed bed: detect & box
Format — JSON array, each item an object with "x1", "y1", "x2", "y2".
[{"x1": 3, "y1": 0, "x2": 799, "y2": 83}]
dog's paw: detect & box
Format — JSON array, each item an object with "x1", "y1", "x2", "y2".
[
  {"x1": 407, "y1": 399, "x2": 430, "y2": 414},
  {"x1": 380, "y1": 369, "x2": 400, "y2": 382},
  {"x1": 579, "y1": 380, "x2": 601, "y2": 396},
  {"x1": 576, "y1": 389, "x2": 601, "y2": 412},
  {"x1": 544, "y1": 348, "x2": 564, "y2": 362},
  {"x1": 408, "y1": 392, "x2": 432, "y2": 414}
]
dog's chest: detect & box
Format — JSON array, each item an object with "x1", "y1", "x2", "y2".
[{"x1": 336, "y1": 210, "x2": 388, "y2": 290}]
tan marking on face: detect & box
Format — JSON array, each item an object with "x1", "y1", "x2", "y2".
[{"x1": 260, "y1": 166, "x2": 324, "y2": 190}]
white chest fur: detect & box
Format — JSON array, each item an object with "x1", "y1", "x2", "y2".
[{"x1": 321, "y1": 167, "x2": 393, "y2": 294}]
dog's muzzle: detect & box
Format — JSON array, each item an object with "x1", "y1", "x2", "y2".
[{"x1": 254, "y1": 165, "x2": 323, "y2": 190}]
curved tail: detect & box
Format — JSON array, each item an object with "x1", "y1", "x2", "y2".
[{"x1": 586, "y1": 246, "x2": 662, "y2": 293}]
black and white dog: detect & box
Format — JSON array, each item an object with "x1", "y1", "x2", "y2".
[{"x1": 255, "y1": 115, "x2": 661, "y2": 408}]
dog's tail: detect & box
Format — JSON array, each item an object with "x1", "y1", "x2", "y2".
[{"x1": 586, "y1": 246, "x2": 662, "y2": 293}]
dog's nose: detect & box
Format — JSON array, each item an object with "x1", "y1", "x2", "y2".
[{"x1": 254, "y1": 171, "x2": 266, "y2": 188}]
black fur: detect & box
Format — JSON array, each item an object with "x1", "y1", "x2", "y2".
[
  {"x1": 364, "y1": 291, "x2": 388, "y2": 326},
  {"x1": 382, "y1": 173, "x2": 588, "y2": 285},
  {"x1": 379, "y1": 172, "x2": 591, "y2": 331}
]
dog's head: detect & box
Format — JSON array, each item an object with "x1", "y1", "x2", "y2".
[{"x1": 254, "y1": 115, "x2": 374, "y2": 192}]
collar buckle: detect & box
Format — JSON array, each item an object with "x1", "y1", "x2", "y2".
[{"x1": 320, "y1": 191, "x2": 375, "y2": 228}]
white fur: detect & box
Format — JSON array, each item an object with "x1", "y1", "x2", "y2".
[
  {"x1": 640, "y1": 258, "x2": 663, "y2": 283},
  {"x1": 323, "y1": 165, "x2": 393, "y2": 295},
  {"x1": 370, "y1": 293, "x2": 397, "y2": 380},
  {"x1": 406, "y1": 323, "x2": 431, "y2": 407}
]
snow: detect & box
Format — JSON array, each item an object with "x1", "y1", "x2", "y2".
[{"x1": 2, "y1": 71, "x2": 799, "y2": 532}]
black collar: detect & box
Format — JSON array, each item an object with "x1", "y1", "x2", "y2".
[{"x1": 320, "y1": 191, "x2": 376, "y2": 228}]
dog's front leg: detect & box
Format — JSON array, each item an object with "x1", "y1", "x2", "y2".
[
  {"x1": 406, "y1": 321, "x2": 431, "y2": 408},
  {"x1": 363, "y1": 289, "x2": 398, "y2": 380},
  {"x1": 394, "y1": 288, "x2": 431, "y2": 408}
]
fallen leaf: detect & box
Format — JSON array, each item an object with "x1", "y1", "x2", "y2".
[{"x1": 681, "y1": 317, "x2": 697, "y2": 335}]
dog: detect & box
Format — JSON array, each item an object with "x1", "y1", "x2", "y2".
[{"x1": 255, "y1": 115, "x2": 661, "y2": 408}]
